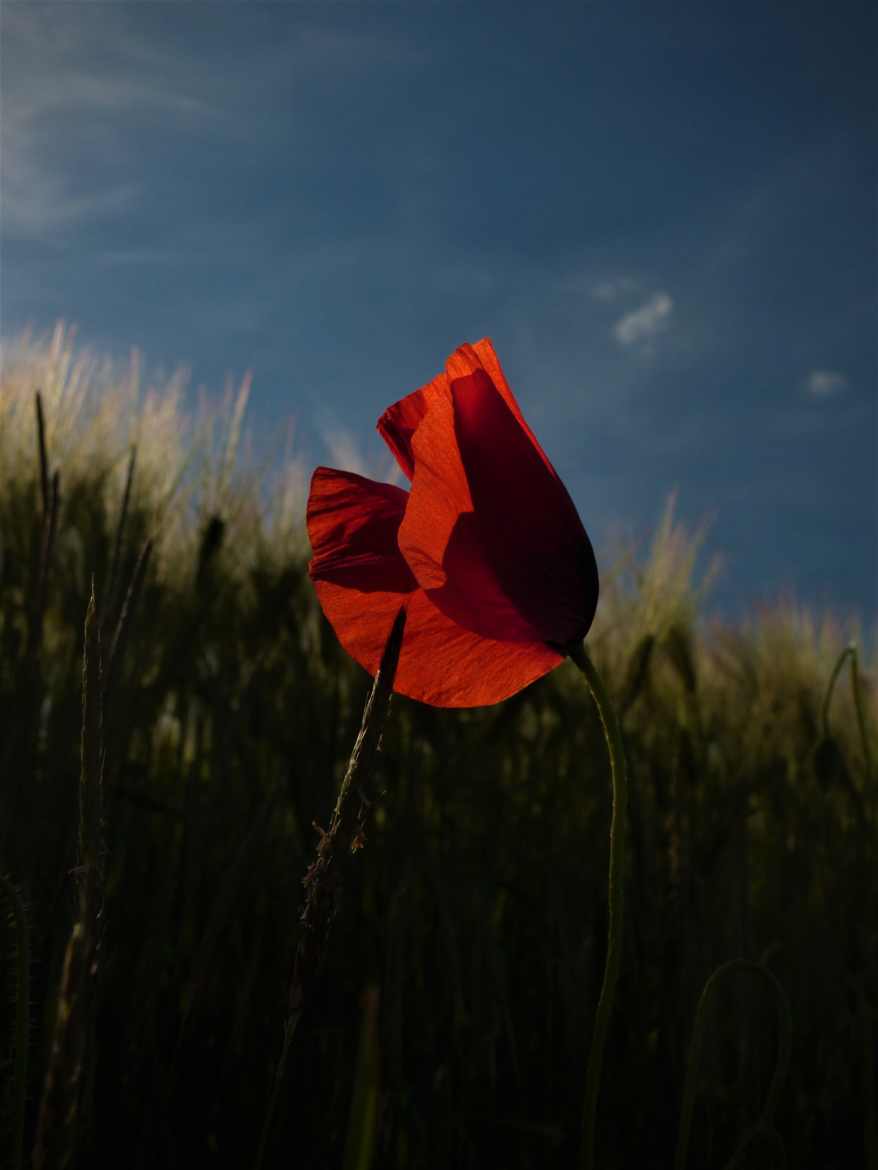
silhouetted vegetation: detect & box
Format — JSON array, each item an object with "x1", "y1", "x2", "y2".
[{"x1": 1, "y1": 327, "x2": 874, "y2": 1169}]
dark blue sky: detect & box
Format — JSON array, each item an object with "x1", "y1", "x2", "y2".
[{"x1": 2, "y1": 0, "x2": 875, "y2": 619}]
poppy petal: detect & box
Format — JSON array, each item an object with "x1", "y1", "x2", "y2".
[
  {"x1": 449, "y1": 366, "x2": 598, "y2": 645},
  {"x1": 376, "y1": 371, "x2": 448, "y2": 480},
  {"x1": 376, "y1": 339, "x2": 555, "y2": 484},
  {"x1": 307, "y1": 467, "x2": 417, "y2": 594},
  {"x1": 393, "y1": 386, "x2": 544, "y2": 642},
  {"x1": 396, "y1": 589, "x2": 562, "y2": 706},
  {"x1": 312, "y1": 576, "x2": 562, "y2": 707},
  {"x1": 394, "y1": 385, "x2": 470, "y2": 587},
  {"x1": 449, "y1": 338, "x2": 558, "y2": 480},
  {"x1": 396, "y1": 359, "x2": 597, "y2": 646},
  {"x1": 311, "y1": 576, "x2": 412, "y2": 681},
  {"x1": 309, "y1": 340, "x2": 598, "y2": 708}
]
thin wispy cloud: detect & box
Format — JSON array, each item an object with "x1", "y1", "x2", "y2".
[
  {"x1": 0, "y1": 8, "x2": 220, "y2": 238},
  {"x1": 590, "y1": 275, "x2": 641, "y2": 303},
  {"x1": 0, "y1": 6, "x2": 423, "y2": 245},
  {"x1": 614, "y1": 292, "x2": 674, "y2": 347},
  {"x1": 1, "y1": 162, "x2": 139, "y2": 238},
  {"x1": 803, "y1": 369, "x2": 848, "y2": 398},
  {"x1": 321, "y1": 427, "x2": 370, "y2": 478},
  {"x1": 317, "y1": 423, "x2": 403, "y2": 487}
]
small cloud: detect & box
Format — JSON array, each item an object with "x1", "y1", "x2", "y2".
[
  {"x1": 803, "y1": 369, "x2": 848, "y2": 398},
  {"x1": 590, "y1": 276, "x2": 641, "y2": 303},
  {"x1": 614, "y1": 292, "x2": 673, "y2": 347}
]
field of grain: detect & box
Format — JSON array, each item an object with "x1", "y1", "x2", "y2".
[{"x1": 1, "y1": 326, "x2": 874, "y2": 1169}]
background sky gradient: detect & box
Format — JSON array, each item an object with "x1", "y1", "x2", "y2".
[{"x1": 2, "y1": 0, "x2": 875, "y2": 620}]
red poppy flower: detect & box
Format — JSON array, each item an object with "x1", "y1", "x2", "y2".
[{"x1": 307, "y1": 339, "x2": 599, "y2": 707}]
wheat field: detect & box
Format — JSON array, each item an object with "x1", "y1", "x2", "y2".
[{"x1": 1, "y1": 325, "x2": 874, "y2": 1169}]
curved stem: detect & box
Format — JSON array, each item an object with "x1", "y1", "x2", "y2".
[
  {"x1": 674, "y1": 958, "x2": 792, "y2": 1170},
  {"x1": 568, "y1": 642, "x2": 628, "y2": 1170},
  {"x1": 820, "y1": 644, "x2": 853, "y2": 740},
  {"x1": 822, "y1": 642, "x2": 874, "y2": 783},
  {"x1": 848, "y1": 645, "x2": 875, "y2": 786}
]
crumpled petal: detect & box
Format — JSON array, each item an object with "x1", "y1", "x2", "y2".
[{"x1": 307, "y1": 467, "x2": 416, "y2": 593}]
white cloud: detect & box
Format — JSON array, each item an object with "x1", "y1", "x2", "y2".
[
  {"x1": 318, "y1": 423, "x2": 403, "y2": 486},
  {"x1": 0, "y1": 8, "x2": 422, "y2": 242},
  {"x1": 322, "y1": 427, "x2": 370, "y2": 478},
  {"x1": 803, "y1": 369, "x2": 848, "y2": 398},
  {"x1": 590, "y1": 275, "x2": 641, "y2": 303},
  {"x1": 614, "y1": 292, "x2": 674, "y2": 346},
  {"x1": 1, "y1": 159, "x2": 139, "y2": 238},
  {"x1": 0, "y1": 7, "x2": 220, "y2": 239}
]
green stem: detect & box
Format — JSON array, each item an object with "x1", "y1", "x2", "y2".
[
  {"x1": 674, "y1": 958, "x2": 792, "y2": 1170},
  {"x1": 821, "y1": 644, "x2": 853, "y2": 739},
  {"x1": 822, "y1": 642, "x2": 874, "y2": 782},
  {"x1": 568, "y1": 642, "x2": 628, "y2": 1170},
  {"x1": 848, "y1": 646, "x2": 875, "y2": 785},
  {"x1": 343, "y1": 986, "x2": 382, "y2": 1170}
]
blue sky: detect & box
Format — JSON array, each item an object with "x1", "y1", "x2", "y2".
[{"x1": 2, "y1": 0, "x2": 875, "y2": 620}]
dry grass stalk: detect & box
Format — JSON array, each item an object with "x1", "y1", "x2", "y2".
[
  {"x1": 32, "y1": 587, "x2": 104, "y2": 1170},
  {"x1": 290, "y1": 605, "x2": 407, "y2": 1016},
  {"x1": 253, "y1": 607, "x2": 406, "y2": 1170}
]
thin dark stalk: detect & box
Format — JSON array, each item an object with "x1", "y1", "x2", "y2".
[
  {"x1": 291, "y1": 605, "x2": 406, "y2": 1013},
  {"x1": 103, "y1": 446, "x2": 137, "y2": 626},
  {"x1": 253, "y1": 606, "x2": 406, "y2": 1170},
  {"x1": 3, "y1": 407, "x2": 61, "y2": 859},
  {"x1": 822, "y1": 642, "x2": 874, "y2": 780},
  {"x1": 847, "y1": 646, "x2": 875, "y2": 785},
  {"x1": 32, "y1": 585, "x2": 105, "y2": 1170},
  {"x1": 860, "y1": 974, "x2": 877, "y2": 1170},
  {"x1": 821, "y1": 644, "x2": 853, "y2": 739},
  {"x1": 568, "y1": 641, "x2": 628, "y2": 1170},
  {"x1": 343, "y1": 985, "x2": 382, "y2": 1170},
  {"x1": 104, "y1": 538, "x2": 152, "y2": 698},
  {"x1": 1, "y1": 874, "x2": 31, "y2": 1170},
  {"x1": 820, "y1": 642, "x2": 872, "y2": 827},
  {"x1": 30, "y1": 389, "x2": 58, "y2": 658},
  {"x1": 35, "y1": 390, "x2": 50, "y2": 517},
  {"x1": 79, "y1": 583, "x2": 105, "y2": 922},
  {"x1": 26, "y1": 469, "x2": 60, "y2": 674}
]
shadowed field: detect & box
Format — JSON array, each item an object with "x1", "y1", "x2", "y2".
[{"x1": 1, "y1": 327, "x2": 875, "y2": 1169}]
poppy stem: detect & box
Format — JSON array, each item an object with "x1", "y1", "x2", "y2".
[{"x1": 568, "y1": 640, "x2": 628, "y2": 1170}]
